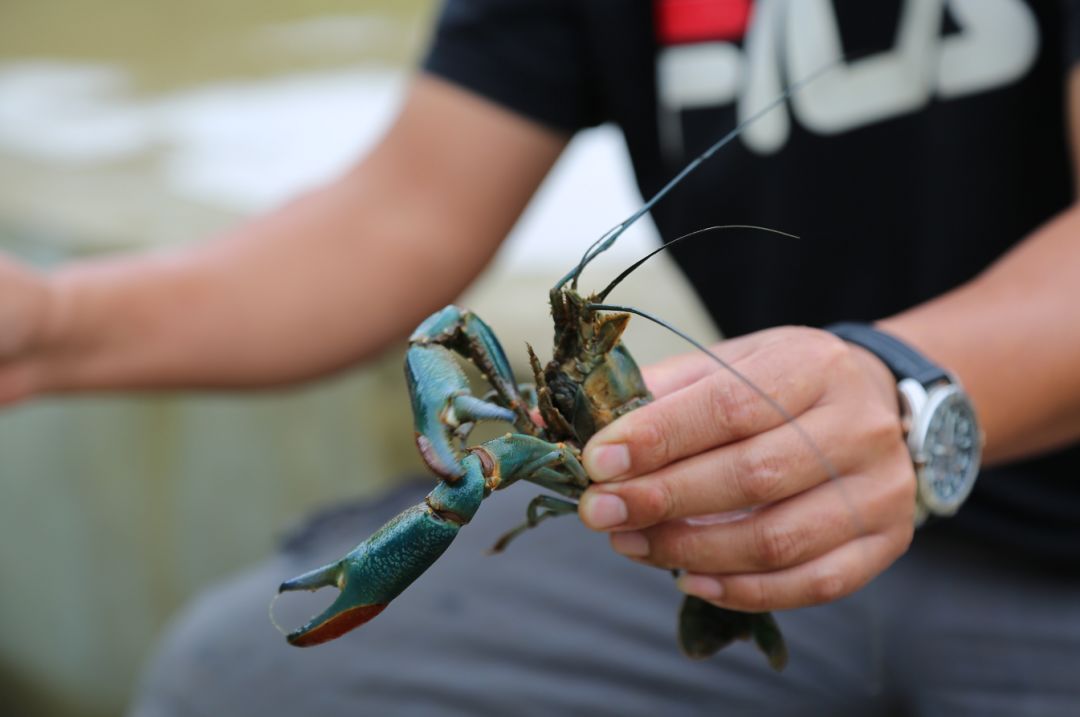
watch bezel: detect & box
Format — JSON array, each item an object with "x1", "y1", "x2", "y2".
[{"x1": 905, "y1": 382, "x2": 982, "y2": 517}]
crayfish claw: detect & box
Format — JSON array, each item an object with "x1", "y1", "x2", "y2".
[
  {"x1": 277, "y1": 559, "x2": 389, "y2": 647},
  {"x1": 278, "y1": 490, "x2": 477, "y2": 647}
]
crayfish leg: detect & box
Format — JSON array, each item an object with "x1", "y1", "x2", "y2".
[{"x1": 489, "y1": 494, "x2": 578, "y2": 554}]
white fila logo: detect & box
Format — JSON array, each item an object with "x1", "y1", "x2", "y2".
[{"x1": 656, "y1": 0, "x2": 1040, "y2": 156}]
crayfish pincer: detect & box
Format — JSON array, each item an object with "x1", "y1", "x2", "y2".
[{"x1": 278, "y1": 290, "x2": 788, "y2": 670}]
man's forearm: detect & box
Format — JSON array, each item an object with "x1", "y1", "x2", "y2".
[
  {"x1": 37, "y1": 179, "x2": 456, "y2": 392},
  {"x1": 880, "y1": 202, "x2": 1080, "y2": 465},
  {"x1": 15, "y1": 75, "x2": 566, "y2": 398}
]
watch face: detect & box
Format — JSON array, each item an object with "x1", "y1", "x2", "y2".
[{"x1": 911, "y1": 385, "x2": 982, "y2": 516}]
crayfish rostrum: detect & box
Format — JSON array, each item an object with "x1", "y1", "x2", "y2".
[{"x1": 279, "y1": 280, "x2": 788, "y2": 670}]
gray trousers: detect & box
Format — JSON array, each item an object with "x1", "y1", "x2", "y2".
[{"x1": 129, "y1": 480, "x2": 1080, "y2": 716}]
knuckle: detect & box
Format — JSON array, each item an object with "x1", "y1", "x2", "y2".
[
  {"x1": 703, "y1": 373, "x2": 756, "y2": 434},
  {"x1": 895, "y1": 462, "x2": 918, "y2": 505},
  {"x1": 882, "y1": 446, "x2": 918, "y2": 507},
  {"x1": 637, "y1": 480, "x2": 679, "y2": 523},
  {"x1": 807, "y1": 327, "x2": 850, "y2": 369},
  {"x1": 739, "y1": 575, "x2": 771, "y2": 612},
  {"x1": 808, "y1": 566, "x2": 848, "y2": 604},
  {"x1": 863, "y1": 405, "x2": 903, "y2": 447},
  {"x1": 651, "y1": 528, "x2": 690, "y2": 569},
  {"x1": 667, "y1": 538, "x2": 695, "y2": 569},
  {"x1": 625, "y1": 415, "x2": 671, "y2": 468},
  {"x1": 732, "y1": 445, "x2": 787, "y2": 504},
  {"x1": 752, "y1": 519, "x2": 803, "y2": 569}
]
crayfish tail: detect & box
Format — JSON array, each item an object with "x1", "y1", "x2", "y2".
[
  {"x1": 751, "y1": 611, "x2": 789, "y2": 672},
  {"x1": 677, "y1": 596, "x2": 789, "y2": 671}
]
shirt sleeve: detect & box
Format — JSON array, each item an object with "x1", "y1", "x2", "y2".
[{"x1": 422, "y1": 0, "x2": 606, "y2": 133}]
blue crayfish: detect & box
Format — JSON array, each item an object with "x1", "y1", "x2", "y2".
[
  {"x1": 278, "y1": 278, "x2": 787, "y2": 670},
  {"x1": 274, "y1": 73, "x2": 843, "y2": 671}
]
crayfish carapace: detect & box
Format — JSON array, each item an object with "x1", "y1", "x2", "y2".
[{"x1": 277, "y1": 69, "x2": 843, "y2": 670}]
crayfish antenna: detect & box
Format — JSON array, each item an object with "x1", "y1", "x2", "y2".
[
  {"x1": 594, "y1": 225, "x2": 798, "y2": 303},
  {"x1": 555, "y1": 60, "x2": 837, "y2": 291}
]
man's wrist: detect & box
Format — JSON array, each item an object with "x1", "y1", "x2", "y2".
[
  {"x1": 35, "y1": 255, "x2": 179, "y2": 394},
  {"x1": 0, "y1": 258, "x2": 63, "y2": 402},
  {"x1": 30, "y1": 266, "x2": 93, "y2": 396},
  {"x1": 825, "y1": 322, "x2": 983, "y2": 524}
]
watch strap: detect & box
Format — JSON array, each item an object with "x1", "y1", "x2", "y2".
[{"x1": 824, "y1": 322, "x2": 948, "y2": 387}]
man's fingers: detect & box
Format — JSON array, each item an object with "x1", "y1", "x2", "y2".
[
  {"x1": 604, "y1": 466, "x2": 913, "y2": 573},
  {"x1": 583, "y1": 329, "x2": 845, "y2": 483},
  {"x1": 581, "y1": 412, "x2": 831, "y2": 529},
  {"x1": 639, "y1": 333, "x2": 760, "y2": 398},
  {"x1": 579, "y1": 398, "x2": 904, "y2": 530},
  {"x1": 675, "y1": 529, "x2": 912, "y2": 612}
]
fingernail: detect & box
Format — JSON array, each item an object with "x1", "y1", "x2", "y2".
[
  {"x1": 579, "y1": 492, "x2": 628, "y2": 529},
  {"x1": 586, "y1": 443, "x2": 631, "y2": 482},
  {"x1": 610, "y1": 531, "x2": 649, "y2": 557},
  {"x1": 677, "y1": 574, "x2": 724, "y2": 600}
]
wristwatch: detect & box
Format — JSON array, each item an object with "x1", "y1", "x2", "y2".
[{"x1": 825, "y1": 322, "x2": 983, "y2": 525}]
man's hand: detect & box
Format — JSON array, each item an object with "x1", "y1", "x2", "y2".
[
  {"x1": 579, "y1": 326, "x2": 916, "y2": 612},
  {"x1": 0, "y1": 254, "x2": 54, "y2": 405}
]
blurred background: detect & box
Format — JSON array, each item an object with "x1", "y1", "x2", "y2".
[{"x1": 0, "y1": 2, "x2": 717, "y2": 715}]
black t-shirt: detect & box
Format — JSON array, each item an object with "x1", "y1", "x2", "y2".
[{"x1": 424, "y1": 0, "x2": 1080, "y2": 567}]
